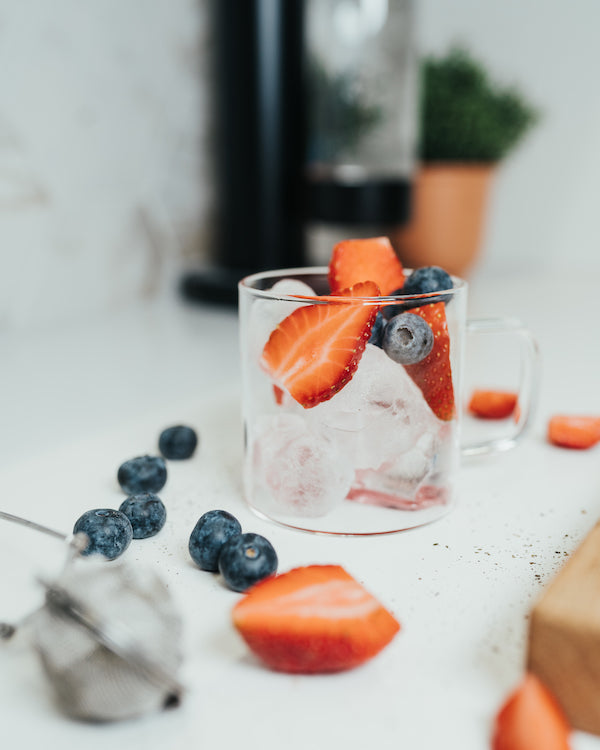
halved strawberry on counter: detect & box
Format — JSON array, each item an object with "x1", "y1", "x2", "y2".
[
  {"x1": 547, "y1": 415, "x2": 600, "y2": 450},
  {"x1": 492, "y1": 673, "x2": 571, "y2": 750},
  {"x1": 232, "y1": 564, "x2": 400, "y2": 674},
  {"x1": 403, "y1": 302, "x2": 455, "y2": 421},
  {"x1": 328, "y1": 236, "x2": 405, "y2": 296},
  {"x1": 261, "y1": 281, "x2": 379, "y2": 408},
  {"x1": 468, "y1": 389, "x2": 518, "y2": 420}
]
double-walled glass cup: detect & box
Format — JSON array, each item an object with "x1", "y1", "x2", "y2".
[{"x1": 238, "y1": 268, "x2": 538, "y2": 535}]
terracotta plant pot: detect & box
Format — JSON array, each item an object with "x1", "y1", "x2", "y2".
[{"x1": 393, "y1": 163, "x2": 495, "y2": 277}]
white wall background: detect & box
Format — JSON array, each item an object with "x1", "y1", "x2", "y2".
[
  {"x1": 1, "y1": 0, "x2": 599, "y2": 332},
  {"x1": 419, "y1": 0, "x2": 600, "y2": 280},
  {"x1": 0, "y1": 0, "x2": 212, "y2": 332}
]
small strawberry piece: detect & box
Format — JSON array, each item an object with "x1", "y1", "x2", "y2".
[
  {"x1": 492, "y1": 673, "x2": 571, "y2": 750},
  {"x1": 548, "y1": 415, "x2": 600, "y2": 450},
  {"x1": 403, "y1": 302, "x2": 455, "y2": 421},
  {"x1": 328, "y1": 236, "x2": 405, "y2": 295},
  {"x1": 468, "y1": 389, "x2": 518, "y2": 419},
  {"x1": 272, "y1": 384, "x2": 285, "y2": 405},
  {"x1": 232, "y1": 564, "x2": 400, "y2": 674},
  {"x1": 261, "y1": 281, "x2": 379, "y2": 408}
]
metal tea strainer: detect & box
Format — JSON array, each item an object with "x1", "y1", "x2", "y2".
[{"x1": 0, "y1": 510, "x2": 184, "y2": 722}]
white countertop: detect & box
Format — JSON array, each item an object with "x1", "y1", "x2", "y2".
[{"x1": 1, "y1": 270, "x2": 600, "y2": 749}]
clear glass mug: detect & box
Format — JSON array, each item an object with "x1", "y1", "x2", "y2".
[{"x1": 238, "y1": 268, "x2": 538, "y2": 535}]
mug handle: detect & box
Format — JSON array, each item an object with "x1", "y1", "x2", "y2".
[{"x1": 461, "y1": 317, "x2": 540, "y2": 457}]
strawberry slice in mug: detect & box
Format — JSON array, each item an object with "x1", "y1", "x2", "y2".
[
  {"x1": 232, "y1": 564, "x2": 400, "y2": 674},
  {"x1": 328, "y1": 236, "x2": 405, "y2": 295},
  {"x1": 261, "y1": 281, "x2": 379, "y2": 408},
  {"x1": 403, "y1": 302, "x2": 455, "y2": 421}
]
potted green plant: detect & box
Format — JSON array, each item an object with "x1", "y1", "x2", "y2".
[{"x1": 395, "y1": 46, "x2": 539, "y2": 276}]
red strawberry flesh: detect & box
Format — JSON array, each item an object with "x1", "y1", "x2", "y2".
[
  {"x1": 328, "y1": 236, "x2": 405, "y2": 296},
  {"x1": 261, "y1": 281, "x2": 379, "y2": 408},
  {"x1": 492, "y1": 673, "x2": 571, "y2": 750},
  {"x1": 468, "y1": 389, "x2": 518, "y2": 419},
  {"x1": 232, "y1": 564, "x2": 400, "y2": 674},
  {"x1": 547, "y1": 415, "x2": 600, "y2": 450},
  {"x1": 403, "y1": 302, "x2": 455, "y2": 421}
]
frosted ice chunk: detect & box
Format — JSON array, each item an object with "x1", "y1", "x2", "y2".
[
  {"x1": 250, "y1": 413, "x2": 353, "y2": 517},
  {"x1": 307, "y1": 343, "x2": 442, "y2": 471},
  {"x1": 270, "y1": 279, "x2": 317, "y2": 297},
  {"x1": 347, "y1": 422, "x2": 456, "y2": 509},
  {"x1": 386, "y1": 432, "x2": 437, "y2": 486}
]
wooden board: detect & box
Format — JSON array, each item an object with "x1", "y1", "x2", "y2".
[{"x1": 528, "y1": 519, "x2": 600, "y2": 734}]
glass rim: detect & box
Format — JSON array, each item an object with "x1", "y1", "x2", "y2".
[{"x1": 238, "y1": 265, "x2": 467, "y2": 303}]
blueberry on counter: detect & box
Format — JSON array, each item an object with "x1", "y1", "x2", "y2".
[
  {"x1": 218, "y1": 533, "x2": 278, "y2": 592},
  {"x1": 189, "y1": 509, "x2": 242, "y2": 572},
  {"x1": 73, "y1": 509, "x2": 133, "y2": 560},
  {"x1": 117, "y1": 455, "x2": 167, "y2": 495},
  {"x1": 119, "y1": 493, "x2": 167, "y2": 539},
  {"x1": 159, "y1": 425, "x2": 198, "y2": 460},
  {"x1": 382, "y1": 313, "x2": 434, "y2": 365}
]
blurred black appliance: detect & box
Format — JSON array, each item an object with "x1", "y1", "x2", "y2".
[{"x1": 182, "y1": 0, "x2": 416, "y2": 305}]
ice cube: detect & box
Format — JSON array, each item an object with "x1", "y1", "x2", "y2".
[
  {"x1": 307, "y1": 343, "x2": 442, "y2": 471},
  {"x1": 386, "y1": 432, "x2": 437, "y2": 486},
  {"x1": 250, "y1": 413, "x2": 353, "y2": 518},
  {"x1": 269, "y1": 279, "x2": 317, "y2": 298},
  {"x1": 349, "y1": 432, "x2": 438, "y2": 504},
  {"x1": 347, "y1": 421, "x2": 456, "y2": 509}
]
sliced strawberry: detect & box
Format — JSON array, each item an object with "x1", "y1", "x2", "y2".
[
  {"x1": 547, "y1": 415, "x2": 600, "y2": 450},
  {"x1": 468, "y1": 389, "x2": 518, "y2": 419},
  {"x1": 232, "y1": 564, "x2": 400, "y2": 674},
  {"x1": 328, "y1": 236, "x2": 405, "y2": 296},
  {"x1": 492, "y1": 673, "x2": 571, "y2": 750},
  {"x1": 261, "y1": 281, "x2": 379, "y2": 409},
  {"x1": 403, "y1": 302, "x2": 455, "y2": 421}
]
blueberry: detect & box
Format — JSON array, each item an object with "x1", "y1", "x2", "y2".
[
  {"x1": 368, "y1": 312, "x2": 387, "y2": 348},
  {"x1": 382, "y1": 312, "x2": 434, "y2": 365},
  {"x1": 189, "y1": 509, "x2": 242, "y2": 572},
  {"x1": 119, "y1": 493, "x2": 167, "y2": 539},
  {"x1": 73, "y1": 509, "x2": 133, "y2": 560},
  {"x1": 159, "y1": 425, "x2": 198, "y2": 460},
  {"x1": 117, "y1": 455, "x2": 167, "y2": 495},
  {"x1": 218, "y1": 532, "x2": 278, "y2": 592},
  {"x1": 381, "y1": 288, "x2": 409, "y2": 320},
  {"x1": 401, "y1": 266, "x2": 453, "y2": 306}
]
